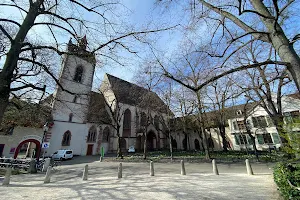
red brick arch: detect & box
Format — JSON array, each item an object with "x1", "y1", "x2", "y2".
[{"x1": 13, "y1": 139, "x2": 41, "y2": 159}]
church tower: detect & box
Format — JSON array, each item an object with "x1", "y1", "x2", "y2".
[{"x1": 52, "y1": 37, "x2": 96, "y2": 123}]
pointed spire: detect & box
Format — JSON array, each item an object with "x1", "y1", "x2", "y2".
[{"x1": 78, "y1": 35, "x2": 87, "y2": 50}]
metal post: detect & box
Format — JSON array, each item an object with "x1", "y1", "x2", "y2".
[
  {"x1": 212, "y1": 159, "x2": 219, "y2": 175},
  {"x1": 181, "y1": 160, "x2": 186, "y2": 175},
  {"x1": 245, "y1": 159, "x2": 254, "y2": 175},
  {"x1": 118, "y1": 163, "x2": 122, "y2": 179},
  {"x1": 82, "y1": 164, "x2": 88, "y2": 180},
  {"x1": 150, "y1": 161, "x2": 154, "y2": 176}
]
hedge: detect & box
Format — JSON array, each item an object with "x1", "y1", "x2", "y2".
[{"x1": 273, "y1": 162, "x2": 300, "y2": 199}]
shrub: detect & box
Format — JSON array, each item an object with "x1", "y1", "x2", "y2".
[{"x1": 273, "y1": 162, "x2": 300, "y2": 199}]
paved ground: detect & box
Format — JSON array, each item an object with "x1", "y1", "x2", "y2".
[{"x1": 0, "y1": 156, "x2": 281, "y2": 200}]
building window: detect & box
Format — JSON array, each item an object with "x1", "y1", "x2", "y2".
[
  {"x1": 239, "y1": 135, "x2": 248, "y2": 145},
  {"x1": 257, "y1": 133, "x2": 273, "y2": 144},
  {"x1": 87, "y1": 126, "x2": 97, "y2": 143},
  {"x1": 236, "y1": 110, "x2": 243, "y2": 115},
  {"x1": 283, "y1": 111, "x2": 300, "y2": 124},
  {"x1": 102, "y1": 127, "x2": 110, "y2": 142},
  {"x1": 74, "y1": 66, "x2": 83, "y2": 83},
  {"x1": 252, "y1": 116, "x2": 267, "y2": 128},
  {"x1": 271, "y1": 133, "x2": 281, "y2": 144},
  {"x1": 237, "y1": 120, "x2": 246, "y2": 130},
  {"x1": 62, "y1": 131, "x2": 71, "y2": 146},
  {"x1": 123, "y1": 109, "x2": 131, "y2": 137},
  {"x1": 68, "y1": 113, "x2": 73, "y2": 122},
  {"x1": 233, "y1": 121, "x2": 238, "y2": 130}
]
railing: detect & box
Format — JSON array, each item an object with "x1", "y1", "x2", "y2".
[{"x1": 0, "y1": 158, "x2": 31, "y2": 171}]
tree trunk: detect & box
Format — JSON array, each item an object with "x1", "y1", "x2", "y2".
[
  {"x1": 250, "y1": 0, "x2": 300, "y2": 92},
  {"x1": 117, "y1": 136, "x2": 123, "y2": 158},
  {"x1": 196, "y1": 92, "x2": 210, "y2": 160},
  {"x1": 143, "y1": 131, "x2": 147, "y2": 159},
  {"x1": 168, "y1": 131, "x2": 173, "y2": 161},
  {"x1": 0, "y1": 1, "x2": 42, "y2": 125},
  {"x1": 0, "y1": 87, "x2": 9, "y2": 126},
  {"x1": 219, "y1": 125, "x2": 228, "y2": 152}
]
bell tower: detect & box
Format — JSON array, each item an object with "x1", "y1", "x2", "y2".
[{"x1": 52, "y1": 37, "x2": 96, "y2": 123}]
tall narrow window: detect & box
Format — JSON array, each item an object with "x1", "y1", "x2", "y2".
[
  {"x1": 62, "y1": 131, "x2": 71, "y2": 146},
  {"x1": 154, "y1": 115, "x2": 160, "y2": 130},
  {"x1": 123, "y1": 109, "x2": 131, "y2": 137},
  {"x1": 74, "y1": 66, "x2": 83, "y2": 83},
  {"x1": 87, "y1": 126, "x2": 97, "y2": 143},
  {"x1": 68, "y1": 113, "x2": 73, "y2": 122}
]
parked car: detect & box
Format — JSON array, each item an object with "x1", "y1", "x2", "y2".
[
  {"x1": 128, "y1": 146, "x2": 135, "y2": 153},
  {"x1": 52, "y1": 149, "x2": 73, "y2": 160}
]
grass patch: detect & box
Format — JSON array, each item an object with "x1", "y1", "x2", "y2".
[{"x1": 107, "y1": 150, "x2": 287, "y2": 163}]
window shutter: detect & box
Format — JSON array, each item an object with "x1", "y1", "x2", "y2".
[
  {"x1": 272, "y1": 133, "x2": 281, "y2": 144},
  {"x1": 257, "y1": 134, "x2": 264, "y2": 144},
  {"x1": 234, "y1": 135, "x2": 240, "y2": 145}
]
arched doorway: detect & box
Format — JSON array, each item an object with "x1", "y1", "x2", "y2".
[
  {"x1": 194, "y1": 139, "x2": 200, "y2": 150},
  {"x1": 182, "y1": 137, "x2": 187, "y2": 151},
  {"x1": 14, "y1": 139, "x2": 41, "y2": 159},
  {"x1": 172, "y1": 139, "x2": 177, "y2": 150},
  {"x1": 147, "y1": 131, "x2": 156, "y2": 151}
]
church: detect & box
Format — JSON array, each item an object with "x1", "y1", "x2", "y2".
[{"x1": 45, "y1": 38, "x2": 171, "y2": 156}]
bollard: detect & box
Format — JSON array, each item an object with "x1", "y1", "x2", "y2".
[
  {"x1": 99, "y1": 156, "x2": 103, "y2": 162},
  {"x1": 118, "y1": 163, "x2": 122, "y2": 179},
  {"x1": 212, "y1": 159, "x2": 219, "y2": 175},
  {"x1": 29, "y1": 159, "x2": 37, "y2": 174},
  {"x1": 245, "y1": 159, "x2": 254, "y2": 175},
  {"x1": 181, "y1": 160, "x2": 186, "y2": 175},
  {"x1": 150, "y1": 161, "x2": 154, "y2": 176},
  {"x1": 44, "y1": 166, "x2": 52, "y2": 183},
  {"x1": 42, "y1": 158, "x2": 51, "y2": 172},
  {"x1": 82, "y1": 164, "x2": 88, "y2": 180},
  {"x1": 2, "y1": 167, "x2": 12, "y2": 186}
]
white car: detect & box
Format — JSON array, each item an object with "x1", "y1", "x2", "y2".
[
  {"x1": 128, "y1": 146, "x2": 135, "y2": 153},
  {"x1": 52, "y1": 150, "x2": 73, "y2": 160}
]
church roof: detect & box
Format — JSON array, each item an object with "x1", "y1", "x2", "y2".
[
  {"x1": 106, "y1": 74, "x2": 170, "y2": 114},
  {"x1": 87, "y1": 91, "x2": 112, "y2": 124}
]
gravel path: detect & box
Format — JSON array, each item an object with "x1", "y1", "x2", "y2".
[{"x1": 0, "y1": 160, "x2": 281, "y2": 200}]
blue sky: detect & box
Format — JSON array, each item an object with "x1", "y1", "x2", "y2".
[{"x1": 0, "y1": 0, "x2": 184, "y2": 92}]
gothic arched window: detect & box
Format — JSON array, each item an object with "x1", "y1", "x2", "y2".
[
  {"x1": 74, "y1": 66, "x2": 83, "y2": 83},
  {"x1": 62, "y1": 131, "x2": 71, "y2": 146},
  {"x1": 102, "y1": 127, "x2": 110, "y2": 142},
  {"x1": 87, "y1": 126, "x2": 97, "y2": 143},
  {"x1": 154, "y1": 115, "x2": 160, "y2": 130},
  {"x1": 123, "y1": 109, "x2": 131, "y2": 137}
]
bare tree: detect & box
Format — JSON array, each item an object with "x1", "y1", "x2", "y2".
[
  {"x1": 204, "y1": 76, "x2": 240, "y2": 151},
  {"x1": 0, "y1": 0, "x2": 174, "y2": 125},
  {"x1": 158, "y1": 0, "x2": 300, "y2": 93}
]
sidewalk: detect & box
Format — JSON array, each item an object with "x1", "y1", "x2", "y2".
[{"x1": 0, "y1": 161, "x2": 281, "y2": 200}]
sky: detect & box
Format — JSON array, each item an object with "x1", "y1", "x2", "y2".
[
  {"x1": 0, "y1": 0, "x2": 185, "y2": 93},
  {"x1": 1, "y1": 0, "x2": 299, "y2": 99}
]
